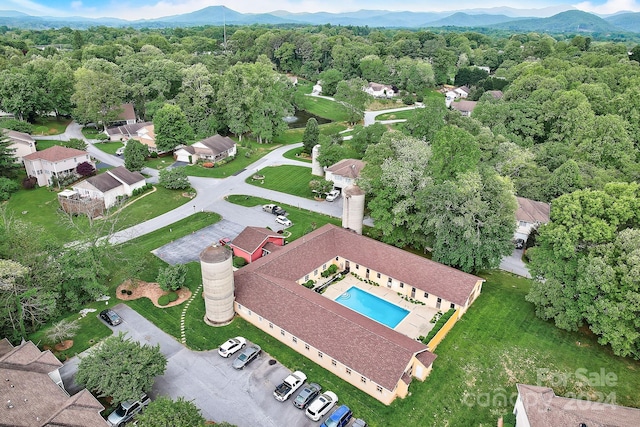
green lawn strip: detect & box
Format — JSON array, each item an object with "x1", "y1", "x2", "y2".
[
  {"x1": 283, "y1": 147, "x2": 312, "y2": 163},
  {"x1": 274, "y1": 122, "x2": 348, "y2": 145},
  {"x1": 374, "y1": 109, "x2": 414, "y2": 121},
  {"x1": 112, "y1": 187, "x2": 193, "y2": 230},
  {"x1": 92, "y1": 141, "x2": 124, "y2": 155},
  {"x1": 31, "y1": 117, "x2": 71, "y2": 136},
  {"x1": 182, "y1": 145, "x2": 274, "y2": 178},
  {"x1": 294, "y1": 92, "x2": 352, "y2": 122},
  {"x1": 35, "y1": 139, "x2": 61, "y2": 151},
  {"x1": 82, "y1": 127, "x2": 106, "y2": 139},
  {"x1": 247, "y1": 165, "x2": 316, "y2": 199}
]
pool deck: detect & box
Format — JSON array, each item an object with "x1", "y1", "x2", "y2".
[{"x1": 322, "y1": 275, "x2": 439, "y2": 339}]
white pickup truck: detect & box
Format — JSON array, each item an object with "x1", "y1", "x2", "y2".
[{"x1": 273, "y1": 370, "x2": 307, "y2": 402}]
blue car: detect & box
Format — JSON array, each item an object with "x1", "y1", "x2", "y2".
[{"x1": 320, "y1": 405, "x2": 352, "y2": 427}]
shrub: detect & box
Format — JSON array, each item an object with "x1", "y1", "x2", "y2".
[
  {"x1": 21, "y1": 176, "x2": 37, "y2": 189},
  {"x1": 157, "y1": 264, "x2": 188, "y2": 292},
  {"x1": 158, "y1": 291, "x2": 179, "y2": 306},
  {"x1": 303, "y1": 280, "x2": 315, "y2": 289},
  {"x1": 76, "y1": 161, "x2": 95, "y2": 177},
  {"x1": 159, "y1": 167, "x2": 190, "y2": 190},
  {"x1": 0, "y1": 177, "x2": 19, "y2": 201},
  {"x1": 150, "y1": 151, "x2": 158, "y2": 158},
  {"x1": 422, "y1": 308, "x2": 456, "y2": 344},
  {"x1": 202, "y1": 162, "x2": 214, "y2": 168},
  {"x1": 0, "y1": 118, "x2": 33, "y2": 133},
  {"x1": 233, "y1": 256, "x2": 247, "y2": 268}
]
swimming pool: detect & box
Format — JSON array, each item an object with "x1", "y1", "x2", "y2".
[{"x1": 335, "y1": 286, "x2": 409, "y2": 328}]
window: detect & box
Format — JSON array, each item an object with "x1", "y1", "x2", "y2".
[
  {"x1": 361, "y1": 376, "x2": 367, "y2": 383},
  {"x1": 305, "y1": 344, "x2": 310, "y2": 350},
  {"x1": 269, "y1": 323, "x2": 273, "y2": 329},
  {"x1": 318, "y1": 351, "x2": 323, "y2": 358},
  {"x1": 258, "y1": 316, "x2": 263, "y2": 321},
  {"x1": 424, "y1": 292, "x2": 429, "y2": 298},
  {"x1": 436, "y1": 298, "x2": 442, "y2": 309},
  {"x1": 376, "y1": 272, "x2": 381, "y2": 279},
  {"x1": 346, "y1": 368, "x2": 351, "y2": 375},
  {"x1": 280, "y1": 329, "x2": 285, "y2": 336},
  {"x1": 238, "y1": 304, "x2": 242, "y2": 310},
  {"x1": 377, "y1": 385, "x2": 383, "y2": 393},
  {"x1": 387, "y1": 278, "x2": 392, "y2": 288},
  {"x1": 356, "y1": 264, "x2": 359, "y2": 269},
  {"x1": 305, "y1": 275, "x2": 309, "y2": 281},
  {"x1": 292, "y1": 337, "x2": 297, "y2": 343},
  {"x1": 450, "y1": 303, "x2": 455, "y2": 309},
  {"x1": 247, "y1": 310, "x2": 252, "y2": 315},
  {"x1": 335, "y1": 256, "x2": 339, "y2": 261},
  {"x1": 411, "y1": 287, "x2": 416, "y2": 298},
  {"x1": 400, "y1": 282, "x2": 404, "y2": 288},
  {"x1": 331, "y1": 359, "x2": 337, "y2": 366},
  {"x1": 314, "y1": 269, "x2": 318, "y2": 276},
  {"x1": 323, "y1": 264, "x2": 327, "y2": 270}
]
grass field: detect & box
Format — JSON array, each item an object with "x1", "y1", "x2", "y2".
[
  {"x1": 273, "y1": 122, "x2": 348, "y2": 145},
  {"x1": 374, "y1": 109, "x2": 415, "y2": 121},
  {"x1": 246, "y1": 165, "x2": 316, "y2": 199},
  {"x1": 283, "y1": 146, "x2": 311, "y2": 163},
  {"x1": 181, "y1": 145, "x2": 276, "y2": 178},
  {"x1": 31, "y1": 117, "x2": 71, "y2": 135}
]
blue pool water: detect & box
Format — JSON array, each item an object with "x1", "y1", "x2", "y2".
[{"x1": 335, "y1": 286, "x2": 409, "y2": 328}]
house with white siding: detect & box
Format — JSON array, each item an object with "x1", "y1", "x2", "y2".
[{"x1": 23, "y1": 146, "x2": 93, "y2": 187}]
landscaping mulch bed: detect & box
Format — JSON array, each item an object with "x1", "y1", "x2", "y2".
[{"x1": 117, "y1": 279, "x2": 191, "y2": 308}]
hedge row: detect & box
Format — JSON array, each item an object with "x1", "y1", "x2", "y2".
[{"x1": 421, "y1": 308, "x2": 456, "y2": 344}]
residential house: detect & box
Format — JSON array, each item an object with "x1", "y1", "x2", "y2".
[
  {"x1": 115, "y1": 103, "x2": 136, "y2": 125},
  {"x1": 174, "y1": 134, "x2": 236, "y2": 164},
  {"x1": 324, "y1": 159, "x2": 366, "y2": 190},
  {"x1": 513, "y1": 383, "x2": 640, "y2": 427},
  {"x1": 488, "y1": 90, "x2": 504, "y2": 100},
  {"x1": 3, "y1": 128, "x2": 36, "y2": 162},
  {"x1": 515, "y1": 197, "x2": 550, "y2": 241},
  {"x1": 229, "y1": 226, "x2": 286, "y2": 264},
  {"x1": 0, "y1": 338, "x2": 107, "y2": 426},
  {"x1": 445, "y1": 85, "x2": 470, "y2": 107},
  {"x1": 105, "y1": 122, "x2": 162, "y2": 154},
  {"x1": 454, "y1": 85, "x2": 470, "y2": 98},
  {"x1": 364, "y1": 82, "x2": 396, "y2": 98},
  {"x1": 233, "y1": 224, "x2": 484, "y2": 405},
  {"x1": 450, "y1": 100, "x2": 477, "y2": 116},
  {"x1": 23, "y1": 146, "x2": 93, "y2": 187},
  {"x1": 312, "y1": 81, "x2": 323, "y2": 95},
  {"x1": 70, "y1": 166, "x2": 146, "y2": 210}
]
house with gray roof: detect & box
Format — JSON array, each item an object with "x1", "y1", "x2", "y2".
[
  {"x1": 0, "y1": 338, "x2": 107, "y2": 426},
  {"x1": 173, "y1": 134, "x2": 236, "y2": 164},
  {"x1": 4, "y1": 128, "x2": 36, "y2": 163},
  {"x1": 515, "y1": 196, "x2": 550, "y2": 241},
  {"x1": 233, "y1": 224, "x2": 483, "y2": 404},
  {"x1": 70, "y1": 166, "x2": 146, "y2": 210}
]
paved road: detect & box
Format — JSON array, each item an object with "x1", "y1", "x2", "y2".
[
  {"x1": 499, "y1": 248, "x2": 531, "y2": 278},
  {"x1": 363, "y1": 105, "x2": 422, "y2": 126},
  {"x1": 61, "y1": 304, "x2": 318, "y2": 427}
]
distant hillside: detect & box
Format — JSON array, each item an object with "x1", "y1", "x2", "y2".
[
  {"x1": 605, "y1": 12, "x2": 640, "y2": 33},
  {"x1": 427, "y1": 12, "x2": 524, "y2": 27},
  {"x1": 491, "y1": 10, "x2": 622, "y2": 33},
  {"x1": 151, "y1": 6, "x2": 291, "y2": 25}
]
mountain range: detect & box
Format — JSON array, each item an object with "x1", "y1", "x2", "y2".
[{"x1": 0, "y1": 6, "x2": 639, "y2": 34}]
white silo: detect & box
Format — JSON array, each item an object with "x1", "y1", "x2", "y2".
[
  {"x1": 342, "y1": 184, "x2": 365, "y2": 235},
  {"x1": 311, "y1": 144, "x2": 324, "y2": 176},
  {"x1": 200, "y1": 244, "x2": 235, "y2": 326}
]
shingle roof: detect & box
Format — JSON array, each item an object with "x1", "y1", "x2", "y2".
[
  {"x1": 0, "y1": 340, "x2": 107, "y2": 426},
  {"x1": 84, "y1": 173, "x2": 121, "y2": 193},
  {"x1": 516, "y1": 197, "x2": 550, "y2": 224},
  {"x1": 105, "y1": 122, "x2": 151, "y2": 137},
  {"x1": 116, "y1": 103, "x2": 136, "y2": 122},
  {"x1": 230, "y1": 226, "x2": 284, "y2": 255},
  {"x1": 108, "y1": 166, "x2": 145, "y2": 186},
  {"x1": 23, "y1": 146, "x2": 88, "y2": 163},
  {"x1": 517, "y1": 383, "x2": 640, "y2": 427},
  {"x1": 235, "y1": 224, "x2": 481, "y2": 390},
  {"x1": 3, "y1": 128, "x2": 35, "y2": 145},
  {"x1": 196, "y1": 134, "x2": 236, "y2": 155},
  {"x1": 451, "y1": 100, "x2": 477, "y2": 113},
  {"x1": 326, "y1": 159, "x2": 366, "y2": 180}
]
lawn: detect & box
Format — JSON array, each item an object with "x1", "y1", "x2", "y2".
[
  {"x1": 5, "y1": 184, "x2": 192, "y2": 244},
  {"x1": 93, "y1": 140, "x2": 124, "y2": 155},
  {"x1": 273, "y1": 122, "x2": 348, "y2": 145},
  {"x1": 247, "y1": 165, "x2": 316, "y2": 200},
  {"x1": 181, "y1": 145, "x2": 276, "y2": 178},
  {"x1": 31, "y1": 117, "x2": 71, "y2": 136},
  {"x1": 283, "y1": 146, "x2": 311, "y2": 163},
  {"x1": 374, "y1": 109, "x2": 415, "y2": 121}
]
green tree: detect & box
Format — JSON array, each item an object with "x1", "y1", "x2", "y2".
[
  {"x1": 317, "y1": 69, "x2": 344, "y2": 96},
  {"x1": 156, "y1": 264, "x2": 187, "y2": 292},
  {"x1": 302, "y1": 118, "x2": 319, "y2": 155},
  {"x1": 334, "y1": 78, "x2": 370, "y2": 125},
  {"x1": 135, "y1": 396, "x2": 206, "y2": 427},
  {"x1": 316, "y1": 137, "x2": 345, "y2": 168},
  {"x1": 309, "y1": 179, "x2": 334, "y2": 196},
  {"x1": 76, "y1": 333, "x2": 167, "y2": 405},
  {"x1": 0, "y1": 133, "x2": 23, "y2": 179},
  {"x1": 63, "y1": 138, "x2": 88, "y2": 151},
  {"x1": 429, "y1": 126, "x2": 480, "y2": 182},
  {"x1": 159, "y1": 167, "x2": 190, "y2": 190},
  {"x1": 154, "y1": 104, "x2": 194, "y2": 153},
  {"x1": 71, "y1": 59, "x2": 124, "y2": 129},
  {"x1": 351, "y1": 123, "x2": 386, "y2": 157},
  {"x1": 403, "y1": 96, "x2": 446, "y2": 142},
  {"x1": 124, "y1": 139, "x2": 148, "y2": 172}
]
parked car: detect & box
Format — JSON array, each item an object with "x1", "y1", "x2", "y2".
[
  {"x1": 217, "y1": 336, "x2": 246, "y2": 358},
  {"x1": 100, "y1": 309, "x2": 122, "y2": 326},
  {"x1": 325, "y1": 189, "x2": 341, "y2": 202},
  {"x1": 262, "y1": 204, "x2": 276, "y2": 213},
  {"x1": 218, "y1": 237, "x2": 231, "y2": 246},
  {"x1": 275, "y1": 215, "x2": 292, "y2": 227},
  {"x1": 262, "y1": 204, "x2": 287, "y2": 216},
  {"x1": 514, "y1": 238, "x2": 525, "y2": 249},
  {"x1": 232, "y1": 345, "x2": 261, "y2": 369},
  {"x1": 115, "y1": 147, "x2": 125, "y2": 156},
  {"x1": 274, "y1": 370, "x2": 307, "y2": 402},
  {"x1": 293, "y1": 383, "x2": 321, "y2": 409},
  {"x1": 305, "y1": 391, "x2": 338, "y2": 422},
  {"x1": 320, "y1": 404, "x2": 352, "y2": 427},
  {"x1": 107, "y1": 393, "x2": 151, "y2": 426}
]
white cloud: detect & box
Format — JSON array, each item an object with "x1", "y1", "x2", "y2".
[
  {"x1": 573, "y1": 0, "x2": 640, "y2": 14},
  {"x1": 4, "y1": 0, "x2": 65, "y2": 16},
  {"x1": 71, "y1": 1, "x2": 83, "y2": 10}
]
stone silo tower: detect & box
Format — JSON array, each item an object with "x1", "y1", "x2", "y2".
[
  {"x1": 200, "y1": 244, "x2": 235, "y2": 326},
  {"x1": 311, "y1": 144, "x2": 324, "y2": 177},
  {"x1": 342, "y1": 184, "x2": 365, "y2": 235}
]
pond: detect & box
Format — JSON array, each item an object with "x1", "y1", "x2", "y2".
[{"x1": 283, "y1": 110, "x2": 331, "y2": 128}]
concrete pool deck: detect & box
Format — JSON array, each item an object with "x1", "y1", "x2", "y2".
[{"x1": 322, "y1": 274, "x2": 440, "y2": 339}]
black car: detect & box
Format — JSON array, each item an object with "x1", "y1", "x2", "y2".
[
  {"x1": 514, "y1": 238, "x2": 525, "y2": 249},
  {"x1": 100, "y1": 309, "x2": 122, "y2": 326},
  {"x1": 293, "y1": 383, "x2": 321, "y2": 409}
]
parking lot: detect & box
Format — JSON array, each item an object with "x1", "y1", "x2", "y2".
[{"x1": 64, "y1": 305, "x2": 342, "y2": 427}]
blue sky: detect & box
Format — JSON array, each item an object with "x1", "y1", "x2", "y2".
[{"x1": 4, "y1": 0, "x2": 639, "y2": 19}]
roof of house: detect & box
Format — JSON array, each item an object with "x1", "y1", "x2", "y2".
[
  {"x1": 455, "y1": 85, "x2": 470, "y2": 94},
  {"x1": 235, "y1": 224, "x2": 481, "y2": 390},
  {"x1": 230, "y1": 226, "x2": 284, "y2": 255},
  {"x1": 108, "y1": 166, "x2": 145, "y2": 186},
  {"x1": 516, "y1": 383, "x2": 640, "y2": 427},
  {"x1": 186, "y1": 134, "x2": 236, "y2": 156},
  {"x1": 23, "y1": 146, "x2": 88, "y2": 163},
  {"x1": 116, "y1": 103, "x2": 136, "y2": 122},
  {"x1": 0, "y1": 339, "x2": 107, "y2": 427},
  {"x1": 79, "y1": 172, "x2": 121, "y2": 193},
  {"x1": 105, "y1": 122, "x2": 151, "y2": 137},
  {"x1": 488, "y1": 90, "x2": 504, "y2": 99},
  {"x1": 78, "y1": 166, "x2": 145, "y2": 193},
  {"x1": 367, "y1": 82, "x2": 393, "y2": 92},
  {"x1": 516, "y1": 197, "x2": 550, "y2": 224},
  {"x1": 3, "y1": 128, "x2": 35, "y2": 145},
  {"x1": 326, "y1": 159, "x2": 366, "y2": 180},
  {"x1": 451, "y1": 100, "x2": 477, "y2": 113}
]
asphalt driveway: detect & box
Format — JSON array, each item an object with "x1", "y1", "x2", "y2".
[{"x1": 62, "y1": 304, "x2": 318, "y2": 427}]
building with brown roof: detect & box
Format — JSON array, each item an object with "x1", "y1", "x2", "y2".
[
  {"x1": 67, "y1": 166, "x2": 146, "y2": 213},
  {"x1": 174, "y1": 134, "x2": 237, "y2": 164},
  {"x1": 515, "y1": 197, "x2": 550, "y2": 240},
  {"x1": 364, "y1": 82, "x2": 397, "y2": 98},
  {"x1": 229, "y1": 226, "x2": 285, "y2": 264},
  {"x1": 514, "y1": 383, "x2": 640, "y2": 427},
  {"x1": 105, "y1": 122, "x2": 162, "y2": 154},
  {"x1": 325, "y1": 159, "x2": 366, "y2": 190},
  {"x1": 115, "y1": 103, "x2": 136, "y2": 125},
  {"x1": 451, "y1": 100, "x2": 477, "y2": 116},
  {"x1": 4, "y1": 128, "x2": 36, "y2": 163},
  {"x1": 0, "y1": 338, "x2": 107, "y2": 426},
  {"x1": 232, "y1": 224, "x2": 483, "y2": 404},
  {"x1": 23, "y1": 146, "x2": 93, "y2": 187}
]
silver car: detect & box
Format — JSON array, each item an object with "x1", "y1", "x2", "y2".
[{"x1": 232, "y1": 344, "x2": 261, "y2": 369}]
